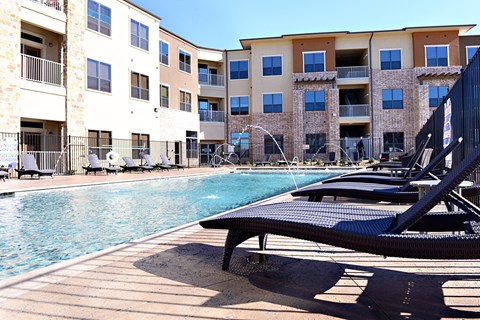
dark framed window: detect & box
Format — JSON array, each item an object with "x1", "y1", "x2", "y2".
[
  {"x1": 382, "y1": 89, "x2": 403, "y2": 109},
  {"x1": 87, "y1": 58, "x2": 111, "y2": 93},
  {"x1": 467, "y1": 46, "x2": 480, "y2": 64},
  {"x1": 179, "y1": 49, "x2": 191, "y2": 73},
  {"x1": 303, "y1": 52, "x2": 325, "y2": 72},
  {"x1": 198, "y1": 64, "x2": 208, "y2": 84},
  {"x1": 305, "y1": 91, "x2": 325, "y2": 111},
  {"x1": 383, "y1": 132, "x2": 404, "y2": 153},
  {"x1": 426, "y1": 46, "x2": 448, "y2": 67},
  {"x1": 159, "y1": 40, "x2": 169, "y2": 65},
  {"x1": 180, "y1": 90, "x2": 192, "y2": 112},
  {"x1": 88, "y1": 130, "x2": 112, "y2": 159},
  {"x1": 160, "y1": 84, "x2": 169, "y2": 107},
  {"x1": 305, "y1": 133, "x2": 326, "y2": 154},
  {"x1": 87, "y1": 0, "x2": 111, "y2": 36},
  {"x1": 131, "y1": 72, "x2": 149, "y2": 100},
  {"x1": 262, "y1": 56, "x2": 282, "y2": 76},
  {"x1": 264, "y1": 135, "x2": 283, "y2": 154},
  {"x1": 263, "y1": 93, "x2": 282, "y2": 113},
  {"x1": 428, "y1": 86, "x2": 448, "y2": 108},
  {"x1": 231, "y1": 132, "x2": 250, "y2": 158},
  {"x1": 230, "y1": 60, "x2": 248, "y2": 79},
  {"x1": 230, "y1": 96, "x2": 249, "y2": 115},
  {"x1": 130, "y1": 19, "x2": 149, "y2": 51},
  {"x1": 131, "y1": 133, "x2": 150, "y2": 159},
  {"x1": 186, "y1": 131, "x2": 198, "y2": 158},
  {"x1": 380, "y1": 49, "x2": 401, "y2": 70}
]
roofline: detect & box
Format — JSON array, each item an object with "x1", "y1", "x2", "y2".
[
  {"x1": 239, "y1": 24, "x2": 477, "y2": 49},
  {"x1": 123, "y1": 0, "x2": 161, "y2": 21}
]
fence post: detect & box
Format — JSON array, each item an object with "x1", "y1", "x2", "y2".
[{"x1": 68, "y1": 135, "x2": 71, "y2": 175}]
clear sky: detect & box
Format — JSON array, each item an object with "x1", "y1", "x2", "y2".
[{"x1": 131, "y1": 0, "x2": 480, "y2": 50}]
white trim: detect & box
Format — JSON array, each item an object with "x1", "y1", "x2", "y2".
[
  {"x1": 129, "y1": 17, "x2": 150, "y2": 53},
  {"x1": 424, "y1": 44, "x2": 449, "y2": 67},
  {"x1": 129, "y1": 70, "x2": 150, "y2": 102},
  {"x1": 261, "y1": 55, "x2": 283, "y2": 77},
  {"x1": 85, "y1": 0, "x2": 113, "y2": 39},
  {"x1": 229, "y1": 95, "x2": 250, "y2": 115},
  {"x1": 159, "y1": 82, "x2": 170, "y2": 108},
  {"x1": 466, "y1": 45, "x2": 480, "y2": 64},
  {"x1": 20, "y1": 30, "x2": 47, "y2": 59},
  {"x1": 302, "y1": 50, "x2": 326, "y2": 73},
  {"x1": 85, "y1": 57, "x2": 113, "y2": 95},
  {"x1": 178, "y1": 48, "x2": 193, "y2": 75},
  {"x1": 261, "y1": 92, "x2": 283, "y2": 113},
  {"x1": 378, "y1": 48, "x2": 402, "y2": 70},
  {"x1": 229, "y1": 59, "x2": 249, "y2": 81},
  {"x1": 179, "y1": 88, "x2": 193, "y2": 112},
  {"x1": 159, "y1": 39, "x2": 170, "y2": 66}
]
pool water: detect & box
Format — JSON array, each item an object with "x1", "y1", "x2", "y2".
[{"x1": 0, "y1": 171, "x2": 341, "y2": 280}]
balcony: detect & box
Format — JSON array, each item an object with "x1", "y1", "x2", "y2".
[
  {"x1": 199, "y1": 110, "x2": 224, "y2": 122},
  {"x1": 21, "y1": 54, "x2": 63, "y2": 86},
  {"x1": 199, "y1": 74, "x2": 224, "y2": 87},
  {"x1": 28, "y1": 0, "x2": 64, "y2": 12},
  {"x1": 337, "y1": 66, "x2": 369, "y2": 79},
  {"x1": 339, "y1": 105, "x2": 370, "y2": 124}
]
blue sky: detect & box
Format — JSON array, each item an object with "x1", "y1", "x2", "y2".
[{"x1": 131, "y1": 0, "x2": 480, "y2": 50}]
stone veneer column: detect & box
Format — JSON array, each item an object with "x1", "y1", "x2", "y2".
[
  {"x1": 64, "y1": 0, "x2": 86, "y2": 137},
  {"x1": 414, "y1": 84, "x2": 429, "y2": 134},
  {"x1": 0, "y1": 1, "x2": 21, "y2": 133},
  {"x1": 292, "y1": 89, "x2": 304, "y2": 161}
]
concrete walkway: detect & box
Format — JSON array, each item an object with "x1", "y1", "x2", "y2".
[{"x1": 0, "y1": 168, "x2": 479, "y2": 319}]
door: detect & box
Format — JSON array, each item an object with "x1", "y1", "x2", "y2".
[
  {"x1": 200, "y1": 143, "x2": 216, "y2": 165},
  {"x1": 209, "y1": 68, "x2": 217, "y2": 85},
  {"x1": 174, "y1": 141, "x2": 182, "y2": 165}
]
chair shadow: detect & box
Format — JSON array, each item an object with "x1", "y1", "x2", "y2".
[{"x1": 134, "y1": 243, "x2": 480, "y2": 319}]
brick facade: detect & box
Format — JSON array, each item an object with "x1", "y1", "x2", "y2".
[{"x1": 0, "y1": 1, "x2": 21, "y2": 133}]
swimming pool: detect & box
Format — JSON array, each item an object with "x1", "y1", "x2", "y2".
[{"x1": 0, "y1": 171, "x2": 343, "y2": 280}]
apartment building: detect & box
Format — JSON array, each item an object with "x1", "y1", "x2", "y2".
[
  {"x1": 227, "y1": 26, "x2": 480, "y2": 163},
  {"x1": 1, "y1": 0, "x2": 479, "y2": 171}
]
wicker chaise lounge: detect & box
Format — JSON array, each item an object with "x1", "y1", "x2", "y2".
[
  {"x1": 200, "y1": 144, "x2": 480, "y2": 271},
  {"x1": 290, "y1": 137, "x2": 462, "y2": 203}
]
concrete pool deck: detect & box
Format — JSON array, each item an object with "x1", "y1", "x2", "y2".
[{"x1": 0, "y1": 168, "x2": 480, "y2": 319}]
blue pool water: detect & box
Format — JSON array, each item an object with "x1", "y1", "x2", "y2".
[{"x1": 0, "y1": 171, "x2": 342, "y2": 280}]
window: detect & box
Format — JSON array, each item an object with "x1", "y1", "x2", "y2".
[
  {"x1": 159, "y1": 40, "x2": 169, "y2": 65},
  {"x1": 130, "y1": 19, "x2": 149, "y2": 51},
  {"x1": 186, "y1": 131, "x2": 198, "y2": 158},
  {"x1": 264, "y1": 135, "x2": 283, "y2": 154},
  {"x1": 305, "y1": 133, "x2": 326, "y2": 154},
  {"x1": 230, "y1": 60, "x2": 248, "y2": 79},
  {"x1": 160, "y1": 84, "x2": 169, "y2": 107},
  {"x1": 303, "y1": 52, "x2": 325, "y2": 72},
  {"x1": 180, "y1": 90, "x2": 192, "y2": 112},
  {"x1": 380, "y1": 49, "x2": 401, "y2": 70},
  {"x1": 131, "y1": 133, "x2": 150, "y2": 159},
  {"x1": 87, "y1": 58, "x2": 111, "y2": 93},
  {"x1": 231, "y1": 132, "x2": 250, "y2": 158},
  {"x1": 305, "y1": 91, "x2": 325, "y2": 111},
  {"x1": 467, "y1": 46, "x2": 480, "y2": 64},
  {"x1": 383, "y1": 132, "x2": 404, "y2": 153},
  {"x1": 198, "y1": 64, "x2": 208, "y2": 84},
  {"x1": 262, "y1": 56, "x2": 282, "y2": 76},
  {"x1": 179, "y1": 49, "x2": 191, "y2": 73},
  {"x1": 130, "y1": 72, "x2": 149, "y2": 100},
  {"x1": 426, "y1": 45, "x2": 448, "y2": 67},
  {"x1": 230, "y1": 96, "x2": 249, "y2": 115},
  {"x1": 87, "y1": 0, "x2": 111, "y2": 36},
  {"x1": 382, "y1": 89, "x2": 403, "y2": 109},
  {"x1": 428, "y1": 86, "x2": 448, "y2": 108},
  {"x1": 88, "y1": 130, "x2": 112, "y2": 159},
  {"x1": 263, "y1": 93, "x2": 282, "y2": 113}
]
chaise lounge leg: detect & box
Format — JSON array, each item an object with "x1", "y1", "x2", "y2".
[{"x1": 222, "y1": 230, "x2": 264, "y2": 271}]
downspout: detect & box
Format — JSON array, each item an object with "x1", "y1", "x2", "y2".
[
  {"x1": 368, "y1": 32, "x2": 374, "y2": 158},
  {"x1": 225, "y1": 50, "x2": 229, "y2": 144}
]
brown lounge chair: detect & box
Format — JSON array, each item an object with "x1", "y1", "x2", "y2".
[{"x1": 200, "y1": 143, "x2": 480, "y2": 270}]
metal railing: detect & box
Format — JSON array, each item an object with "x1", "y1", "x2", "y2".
[
  {"x1": 337, "y1": 66, "x2": 369, "y2": 79},
  {"x1": 21, "y1": 54, "x2": 63, "y2": 86},
  {"x1": 199, "y1": 74, "x2": 225, "y2": 87},
  {"x1": 339, "y1": 104, "x2": 370, "y2": 117},
  {"x1": 199, "y1": 110, "x2": 225, "y2": 122},
  {"x1": 29, "y1": 0, "x2": 64, "y2": 12}
]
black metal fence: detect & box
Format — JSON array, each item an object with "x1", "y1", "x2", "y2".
[{"x1": 416, "y1": 48, "x2": 480, "y2": 182}]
